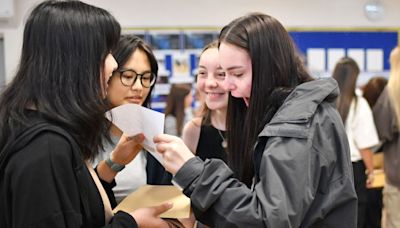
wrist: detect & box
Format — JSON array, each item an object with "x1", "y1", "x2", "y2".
[{"x1": 105, "y1": 156, "x2": 125, "y2": 172}]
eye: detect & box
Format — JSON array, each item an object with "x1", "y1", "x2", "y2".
[
  {"x1": 216, "y1": 71, "x2": 226, "y2": 78},
  {"x1": 121, "y1": 74, "x2": 134, "y2": 80},
  {"x1": 197, "y1": 71, "x2": 207, "y2": 78}
]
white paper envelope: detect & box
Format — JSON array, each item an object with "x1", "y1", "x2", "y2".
[{"x1": 105, "y1": 104, "x2": 164, "y2": 163}]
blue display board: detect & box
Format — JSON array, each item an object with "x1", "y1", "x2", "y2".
[{"x1": 289, "y1": 31, "x2": 398, "y2": 71}]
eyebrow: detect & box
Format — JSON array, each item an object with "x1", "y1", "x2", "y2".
[{"x1": 225, "y1": 66, "x2": 243, "y2": 71}]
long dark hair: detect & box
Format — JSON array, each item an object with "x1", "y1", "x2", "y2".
[
  {"x1": 362, "y1": 76, "x2": 387, "y2": 108},
  {"x1": 0, "y1": 0, "x2": 120, "y2": 159},
  {"x1": 220, "y1": 13, "x2": 313, "y2": 186},
  {"x1": 164, "y1": 84, "x2": 192, "y2": 136},
  {"x1": 112, "y1": 35, "x2": 158, "y2": 107},
  {"x1": 332, "y1": 57, "x2": 360, "y2": 124}
]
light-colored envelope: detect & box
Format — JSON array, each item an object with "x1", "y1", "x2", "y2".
[{"x1": 113, "y1": 185, "x2": 191, "y2": 218}]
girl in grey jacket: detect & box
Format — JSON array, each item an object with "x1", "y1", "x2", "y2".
[{"x1": 154, "y1": 13, "x2": 357, "y2": 228}]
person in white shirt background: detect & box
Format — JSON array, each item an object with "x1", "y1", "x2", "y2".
[{"x1": 332, "y1": 57, "x2": 379, "y2": 228}]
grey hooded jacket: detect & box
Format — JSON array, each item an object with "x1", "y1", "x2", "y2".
[{"x1": 173, "y1": 78, "x2": 357, "y2": 228}]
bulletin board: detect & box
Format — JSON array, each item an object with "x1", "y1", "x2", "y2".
[
  {"x1": 122, "y1": 27, "x2": 400, "y2": 112},
  {"x1": 289, "y1": 30, "x2": 398, "y2": 73}
]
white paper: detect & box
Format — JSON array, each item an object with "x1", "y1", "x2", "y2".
[
  {"x1": 105, "y1": 104, "x2": 164, "y2": 164},
  {"x1": 307, "y1": 48, "x2": 326, "y2": 72},
  {"x1": 366, "y1": 49, "x2": 384, "y2": 72},
  {"x1": 347, "y1": 49, "x2": 365, "y2": 71},
  {"x1": 327, "y1": 48, "x2": 345, "y2": 71}
]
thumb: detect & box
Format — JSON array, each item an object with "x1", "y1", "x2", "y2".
[{"x1": 152, "y1": 202, "x2": 173, "y2": 216}]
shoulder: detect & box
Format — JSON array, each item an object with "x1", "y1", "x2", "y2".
[
  {"x1": 182, "y1": 118, "x2": 202, "y2": 154},
  {"x1": 183, "y1": 118, "x2": 201, "y2": 137},
  {"x1": 355, "y1": 96, "x2": 372, "y2": 112},
  {"x1": 10, "y1": 131, "x2": 74, "y2": 169}
]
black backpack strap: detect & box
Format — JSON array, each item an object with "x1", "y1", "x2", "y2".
[
  {"x1": 0, "y1": 122, "x2": 93, "y2": 225},
  {"x1": 0, "y1": 122, "x2": 50, "y2": 172}
]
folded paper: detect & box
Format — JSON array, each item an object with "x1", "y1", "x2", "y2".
[{"x1": 105, "y1": 104, "x2": 164, "y2": 164}]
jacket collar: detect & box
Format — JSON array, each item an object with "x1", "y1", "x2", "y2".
[{"x1": 259, "y1": 77, "x2": 338, "y2": 137}]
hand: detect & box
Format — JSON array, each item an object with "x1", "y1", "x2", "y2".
[
  {"x1": 154, "y1": 134, "x2": 195, "y2": 175},
  {"x1": 111, "y1": 133, "x2": 145, "y2": 165},
  {"x1": 366, "y1": 173, "x2": 375, "y2": 188},
  {"x1": 130, "y1": 203, "x2": 173, "y2": 228}
]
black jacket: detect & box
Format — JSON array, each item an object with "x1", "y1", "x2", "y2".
[{"x1": 0, "y1": 113, "x2": 137, "y2": 228}]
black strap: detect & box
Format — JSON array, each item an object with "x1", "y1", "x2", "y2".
[{"x1": 0, "y1": 122, "x2": 93, "y2": 225}]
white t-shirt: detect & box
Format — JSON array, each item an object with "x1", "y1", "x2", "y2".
[
  {"x1": 93, "y1": 135, "x2": 147, "y2": 204},
  {"x1": 345, "y1": 95, "x2": 379, "y2": 162}
]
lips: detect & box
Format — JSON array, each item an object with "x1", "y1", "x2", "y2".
[
  {"x1": 125, "y1": 96, "x2": 143, "y2": 104},
  {"x1": 206, "y1": 92, "x2": 225, "y2": 97}
]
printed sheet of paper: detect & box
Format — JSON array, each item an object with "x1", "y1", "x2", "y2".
[
  {"x1": 113, "y1": 185, "x2": 191, "y2": 218},
  {"x1": 105, "y1": 104, "x2": 164, "y2": 163}
]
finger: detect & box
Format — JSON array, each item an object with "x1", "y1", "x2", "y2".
[
  {"x1": 126, "y1": 133, "x2": 145, "y2": 143},
  {"x1": 153, "y1": 134, "x2": 177, "y2": 144},
  {"x1": 152, "y1": 202, "x2": 173, "y2": 216},
  {"x1": 155, "y1": 142, "x2": 167, "y2": 154}
]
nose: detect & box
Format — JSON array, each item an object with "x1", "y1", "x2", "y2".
[
  {"x1": 131, "y1": 76, "x2": 143, "y2": 90},
  {"x1": 221, "y1": 75, "x2": 235, "y2": 92},
  {"x1": 109, "y1": 54, "x2": 118, "y2": 72},
  {"x1": 205, "y1": 76, "x2": 217, "y2": 88}
]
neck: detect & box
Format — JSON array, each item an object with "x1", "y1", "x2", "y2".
[
  {"x1": 110, "y1": 124, "x2": 123, "y2": 137},
  {"x1": 211, "y1": 108, "x2": 227, "y2": 131}
]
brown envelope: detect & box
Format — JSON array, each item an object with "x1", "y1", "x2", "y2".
[
  {"x1": 369, "y1": 169, "x2": 385, "y2": 189},
  {"x1": 113, "y1": 185, "x2": 191, "y2": 218}
]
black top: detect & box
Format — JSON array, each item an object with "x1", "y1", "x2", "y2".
[
  {"x1": 0, "y1": 112, "x2": 137, "y2": 228},
  {"x1": 196, "y1": 122, "x2": 227, "y2": 162}
]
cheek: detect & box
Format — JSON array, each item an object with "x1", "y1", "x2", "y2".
[
  {"x1": 139, "y1": 87, "x2": 151, "y2": 105},
  {"x1": 196, "y1": 79, "x2": 206, "y2": 92},
  {"x1": 107, "y1": 80, "x2": 125, "y2": 106}
]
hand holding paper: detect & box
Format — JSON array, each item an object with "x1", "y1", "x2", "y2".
[
  {"x1": 105, "y1": 104, "x2": 165, "y2": 164},
  {"x1": 154, "y1": 134, "x2": 195, "y2": 175},
  {"x1": 111, "y1": 133, "x2": 144, "y2": 165}
]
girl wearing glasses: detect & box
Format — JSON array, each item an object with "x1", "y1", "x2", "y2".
[{"x1": 94, "y1": 34, "x2": 173, "y2": 207}]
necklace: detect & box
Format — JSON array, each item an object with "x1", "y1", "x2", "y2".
[{"x1": 217, "y1": 129, "x2": 227, "y2": 149}]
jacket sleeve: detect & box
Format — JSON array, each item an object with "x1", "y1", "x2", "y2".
[
  {"x1": 5, "y1": 132, "x2": 137, "y2": 228},
  {"x1": 174, "y1": 133, "x2": 320, "y2": 228}
]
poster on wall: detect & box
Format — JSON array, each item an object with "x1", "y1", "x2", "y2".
[
  {"x1": 184, "y1": 32, "x2": 219, "y2": 50},
  {"x1": 150, "y1": 32, "x2": 181, "y2": 50}
]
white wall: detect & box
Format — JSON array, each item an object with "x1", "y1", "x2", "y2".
[{"x1": 1, "y1": 0, "x2": 399, "y2": 82}]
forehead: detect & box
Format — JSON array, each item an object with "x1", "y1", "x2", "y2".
[
  {"x1": 199, "y1": 48, "x2": 219, "y2": 67},
  {"x1": 124, "y1": 49, "x2": 150, "y2": 70},
  {"x1": 219, "y1": 42, "x2": 251, "y2": 69}
]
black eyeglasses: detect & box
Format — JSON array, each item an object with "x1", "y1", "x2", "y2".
[{"x1": 114, "y1": 68, "x2": 156, "y2": 88}]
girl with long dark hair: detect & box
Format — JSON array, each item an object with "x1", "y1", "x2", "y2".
[
  {"x1": 154, "y1": 13, "x2": 357, "y2": 227},
  {"x1": 0, "y1": 1, "x2": 170, "y2": 227}
]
